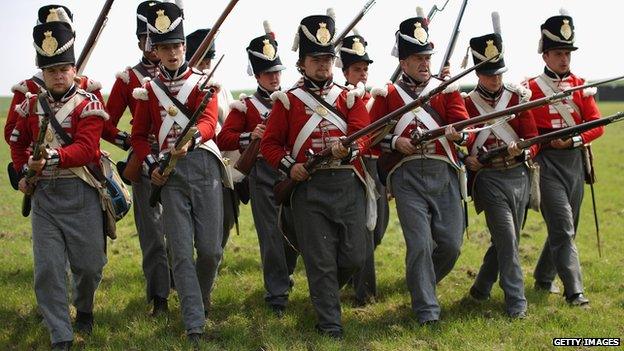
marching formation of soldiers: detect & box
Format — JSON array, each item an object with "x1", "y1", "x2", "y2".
[{"x1": 6, "y1": 1, "x2": 611, "y2": 349}]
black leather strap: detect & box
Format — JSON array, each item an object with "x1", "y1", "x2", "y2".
[{"x1": 151, "y1": 78, "x2": 194, "y2": 117}]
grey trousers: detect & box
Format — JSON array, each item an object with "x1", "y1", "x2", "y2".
[
  {"x1": 221, "y1": 187, "x2": 240, "y2": 248},
  {"x1": 472, "y1": 165, "x2": 529, "y2": 315},
  {"x1": 32, "y1": 178, "x2": 107, "y2": 344},
  {"x1": 351, "y1": 157, "x2": 389, "y2": 302},
  {"x1": 131, "y1": 176, "x2": 170, "y2": 301},
  {"x1": 160, "y1": 149, "x2": 224, "y2": 333},
  {"x1": 249, "y1": 159, "x2": 298, "y2": 307},
  {"x1": 291, "y1": 169, "x2": 368, "y2": 332},
  {"x1": 391, "y1": 159, "x2": 464, "y2": 323},
  {"x1": 534, "y1": 148, "x2": 585, "y2": 297}
]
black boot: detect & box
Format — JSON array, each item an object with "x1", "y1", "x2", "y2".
[
  {"x1": 74, "y1": 311, "x2": 93, "y2": 335},
  {"x1": 51, "y1": 341, "x2": 72, "y2": 350}
]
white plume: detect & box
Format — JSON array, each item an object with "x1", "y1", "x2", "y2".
[
  {"x1": 492, "y1": 12, "x2": 502, "y2": 35},
  {"x1": 416, "y1": 6, "x2": 425, "y2": 18}
]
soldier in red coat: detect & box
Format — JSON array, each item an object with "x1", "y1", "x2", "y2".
[
  {"x1": 337, "y1": 32, "x2": 388, "y2": 306},
  {"x1": 260, "y1": 14, "x2": 371, "y2": 338},
  {"x1": 103, "y1": 0, "x2": 171, "y2": 317},
  {"x1": 527, "y1": 10, "x2": 603, "y2": 306},
  {"x1": 11, "y1": 21, "x2": 107, "y2": 351},
  {"x1": 217, "y1": 22, "x2": 298, "y2": 317},
  {"x1": 368, "y1": 15, "x2": 469, "y2": 325},
  {"x1": 6, "y1": 5, "x2": 106, "y2": 189},
  {"x1": 129, "y1": 3, "x2": 226, "y2": 345},
  {"x1": 461, "y1": 19, "x2": 539, "y2": 318}
]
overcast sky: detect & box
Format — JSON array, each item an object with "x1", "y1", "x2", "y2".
[{"x1": 1, "y1": 1, "x2": 623, "y2": 95}]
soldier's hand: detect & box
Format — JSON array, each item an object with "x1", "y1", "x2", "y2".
[
  {"x1": 507, "y1": 141, "x2": 523, "y2": 157},
  {"x1": 171, "y1": 140, "x2": 190, "y2": 157},
  {"x1": 440, "y1": 65, "x2": 451, "y2": 79},
  {"x1": 445, "y1": 125, "x2": 462, "y2": 142},
  {"x1": 331, "y1": 141, "x2": 349, "y2": 159},
  {"x1": 18, "y1": 178, "x2": 33, "y2": 195},
  {"x1": 251, "y1": 124, "x2": 266, "y2": 140},
  {"x1": 151, "y1": 168, "x2": 168, "y2": 186},
  {"x1": 290, "y1": 163, "x2": 309, "y2": 181},
  {"x1": 395, "y1": 137, "x2": 417, "y2": 155},
  {"x1": 27, "y1": 156, "x2": 46, "y2": 173},
  {"x1": 465, "y1": 155, "x2": 483, "y2": 172},
  {"x1": 550, "y1": 138, "x2": 572, "y2": 149}
]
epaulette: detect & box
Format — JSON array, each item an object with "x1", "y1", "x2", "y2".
[
  {"x1": 442, "y1": 83, "x2": 460, "y2": 94},
  {"x1": 132, "y1": 87, "x2": 149, "y2": 101},
  {"x1": 15, "y1": 93, "x2": 35, "y2": 117},
  {"x1": 370, "y1": 82, "x2": 391, "y2": 98},
  {"x1": 79, "y1": 98, "x2": 109, "y2": 120},
  {"x1": 115, "y1": 67, "x2": 132, "y2": 84},
  {"x1": 346, "y1": 82, "x2": 366, "y2": 109},
  {"x1": 229, "y1": 93, "x2": 248, "y2": 113},
  {"x1": 460, "y1": 91, "x2": 469, "y2": 99},
  {"x1": 583, "y1": 87, "x2": 597, "y2": 97},
  {"x1": 505, "y1": 82, "x2": 532, "y2": 103},
  {"x1": 11, "y1": 80, "x2": 29, "y2": 95},
  {"x1": 271, "y1": 91, "x2": 290, "y2": 110},
  {"x1": 85, "y1": 78, "x2": 102, "y2": 93}
]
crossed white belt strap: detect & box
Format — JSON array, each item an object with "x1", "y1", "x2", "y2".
[
  {"x1": 394, "y1": 83, "x2": 459, "y2": 168},
  {"x1": 152, "y1": 73, "x2": 202, "y2": 148},
  {"x1": 535, "y1": 75, "x2": 580, "y2": 127},
  {"x1": 290, "y1": 85, "x2": 345, "y2": 159},
  {"x1": 249, "y1": 95, "x2": 271, "y2": 119},
  {"x1": 469, "y1": 89, "x2": 518, "y2": 155}
]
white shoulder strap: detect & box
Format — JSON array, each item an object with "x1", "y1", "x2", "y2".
[
  {"x1": 151, "y1": 82, "x2": 193, "y2": 148},
  {"x1": 535, "y1": 75, "x2": 579, "y2": 127},
  {"x1": 131, "y1": 68, "x2": 145, "y2": 83},
  {"x1": 249, "y1": 95, "x2": 271, "y2": 118},
  {"x1": 290, "y1": 86, "x2": 345, "y2": 158},
  {"x1": 469, "y1": 89, "x2": 517, "y2": 154}
]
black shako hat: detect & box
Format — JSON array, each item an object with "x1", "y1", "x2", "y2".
[
  {"x1": 470, "y1": 33, "x2": 506, "y2": 75},
  {"x1": 337, "y1": 34, "x2": 373, "y2": 70},
  {"x1": 538, "y1": 10, "x2": 578, "y2": 53},
  {"x1": 393, "y1": 17, "x2": 435, "y2": 59},
  {"x1": 33, "y1": 21, "x2": 75, "y2": 69},
  {"x1": 185, "y1": 29, "x2": 216, "y2": 62},
  {"x1": 145, "y1": 2, "x2": 184, "y2": 46},
  {"x1": 293, "y1": 15, "x2": 336, "y2": 60},
  {"x1": 37, "y1": 5, "x2": 74, "y2": 27},
  {"x1": 247, "y1": 33, "x2": 285, "y2": 75},
  {"x1": 136, "y1": 0, "x2": 161, "y2": 37}
]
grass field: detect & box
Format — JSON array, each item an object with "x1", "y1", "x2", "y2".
[{"x1": 0, "y1": 97, "x2": 622, "y2": 350}]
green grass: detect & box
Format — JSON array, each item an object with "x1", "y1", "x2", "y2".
[{"x1": 0, "y1": 98, "x2": 623, "y2": 350}]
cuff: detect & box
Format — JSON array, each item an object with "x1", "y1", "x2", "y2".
[
  {"x1": 189, "y1": 130, "x2": 203, "y2": 151},
  {"x1": 115, "y1": 131, "x2": 131, "y2": 151},
  {"x1": 572, "y1": 135, "x2": 583, "y2": 148},
  {"x1": 380, "y1": 134, "x2": 398, "y2": 153},
  {"x1": 145, "y1": 154, "x2": 160, "y2": 176},
  {"x1": 44, "y1": 148, "x2": 59, "y2": 168},
  {"x1": 278, "y1": 155, "x2": 296, "y2": 178},
  {"x1": 454, "y1": 132, "x2": 468, "y2": 146},
  {"x1": 239, "y1": 132, "x2": 252, "y2": 149},
  {"x1": 342, "y1": 145, "x2": 360, "y2": 164},
  {"x1": 19, "y1": 164, "x2": 29, "y2": 180}
]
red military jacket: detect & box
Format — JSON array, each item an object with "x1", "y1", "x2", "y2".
[
  {"x1": 10, "y1": 85, "x2": 106, "y2": 174},
  {"x1": 464, "y1": 84, "x2": 539, "y2": 159},
  {"x1": 103, "y1": 58, "x2": 159, "y2": 150},
  {"x1": 130, "y1": 64, "x2": 219, "y2": 171},
  {"x1": 526, "y1": 68, "x2": 603, "y2": 146},
  {"x1": 260, "y1": 78, "x2": 370, "y2": 179},
  {"x1": 217, "y1": 88, "x2": 273, "y2": 153},
  {"x1": 368, "y1": 76, "x2": 471, "y2": 164},
  {"x1": 6, "y1": 73, "x2": 104, "y2": 144}
]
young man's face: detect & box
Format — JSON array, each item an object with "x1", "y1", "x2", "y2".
[
  {"x1": 155, "y1": 42, "x2": 185, "y2": 71},
  {"x1": 400, "y1": 53, "x2": 431, "y2": 82},
  {"x1": 256, "y1": 70, "x2": 281, "y2": 92},
  {"x1": 301, "y1": 54, "x2": 334, "y2": 82},
  {"x1": 476, "y1": 72, "x2": 503, "y2": 92},
  {"x1": 542, "y1": 49, "x2": 572, "y2": 75},
  {"x1": 42, "y1": 64, "x2": 76, "y2": 95},
  {"x1": 343, "y1": 61, "x2": 369, "y2": 86},
  {"x1": 138, "y1": 35, "x2": 159, "y2": 62}
]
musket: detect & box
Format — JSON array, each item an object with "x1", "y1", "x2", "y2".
[
  {"x1": 332, "y1": 0, "x2": 376, "y2": 46},
  {"x1": 272, "y1": 57, "x2": 493, "y2": 205},
  {"x1": 76, "y1": 0, "x2": 115, "y2": 75},
  {"x1": 187, "y1": 0, "x2": 239, "y2": 68},
  {"x1": 21, "y1": 95, "x2": 51, "y2": 217},
  {"x1": 234, "y1": 121, "x2": 265, "y2": 176},
  {"x1": 149, "y1": 55, "x2": 224, "y2": 206},
  {"x1": 436, "y1": 0, "x2": 468, "y2": 77},
  {"x1": 389, "y1": 0, "x2": 456, "y2": 83},
  {"x1": 477, "y1": 111, "x2": 624, "y2": 164}
]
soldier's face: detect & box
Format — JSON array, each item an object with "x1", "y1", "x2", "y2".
[
  {"x1": 477, "y1": 73, "x2": 503, "y2": 92},
  {"x1": 42, "y1": 64, "x2": 76, "y2": 95},
  {"x1": 155, "y1": 42, "x2": 186, "y2": 70},
  {"x1": 400, "y1": 54, "x2": 431, "y2": 83},
  {"x1": 542, "y1": 50, "x2": 572, "y2": 75},
  {"x1": 343, "y1": 61, "x2": 369, "y2": 86},
  {"x1": 138, "y1": 36, "x2": 159, "y2": 62},
  {"x1": 302, "y1": 55, "x2": 334, "y2": 81},
  {"x1": 256, "y1": 71, "x2": 281, "y2": 92}
]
